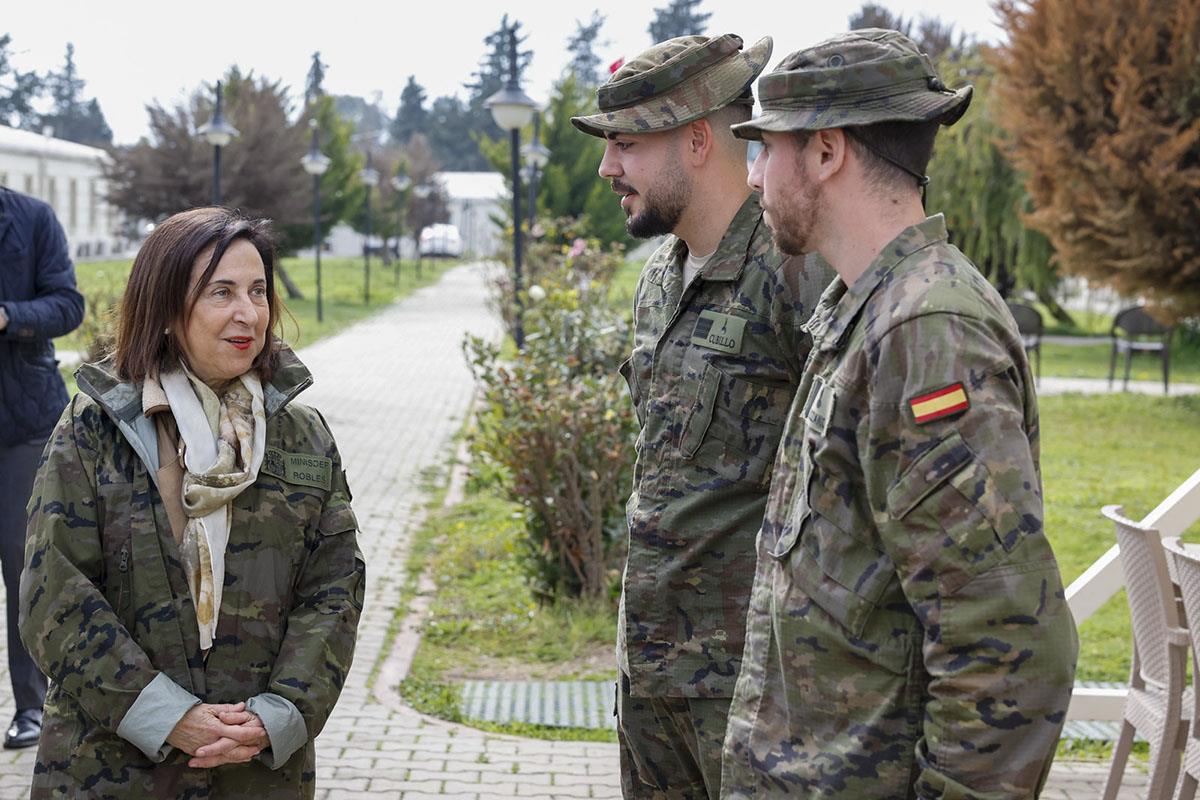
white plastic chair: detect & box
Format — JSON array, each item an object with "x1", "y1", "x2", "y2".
[
  {"x1": 1102, "y1": 505, "x2": 1191, "y2": 800},
  {"x1": 1164, "y1": 537, "x2": 1200, "y2": 800}
]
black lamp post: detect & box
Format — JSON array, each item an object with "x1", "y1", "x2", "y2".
[
  {"x1": 197, "y1": 80, "x2": 239, "y2": 205},
  {"x1": 360, "y1": 152, "x2": 380, "y2": 304},
  {"x1": 485, "y1": 22, "x2": 537, "y2": 349},
  {"x1": 391, "y1": 174, "x2": 411, "y2": 287},
  {"x1": 412, "y1": 183, "x2": 433, "y2": 280},
  {"x1": 300, "y1": 120, "x2": 331, "y2": 322},
  {"x1": 521, "y1": 114, "x2": 549, "y2": 231}
]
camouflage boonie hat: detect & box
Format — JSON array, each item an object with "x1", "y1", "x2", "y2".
[
  {"x1": 571, "y1": 34, "x2": 773, "y2": 138},
  {"x1": 731, "y1": 28, "x2": 972, "y2": 140}
]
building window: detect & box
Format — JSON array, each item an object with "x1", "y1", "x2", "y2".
[
  {"x1": 24, "y1": 174, "x2": 34, "y2": 195},
  {"x1": 47, "y1": 177, "x2": 57, "y2": 213},
  {"x1": 0, "y1": 173, "x2": 7, "y2": 187},
  {"x1": 69, "y1": 179, "x2": 78, "y2": 229}
]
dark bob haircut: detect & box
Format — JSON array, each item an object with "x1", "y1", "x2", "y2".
[{"x1": 114, "y1": 207, "x2": 282, "y2": 382}]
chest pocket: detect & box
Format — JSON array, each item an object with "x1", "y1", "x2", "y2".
[{"x1": 679, "y1": 363, "x2": 791, "y2": 487}]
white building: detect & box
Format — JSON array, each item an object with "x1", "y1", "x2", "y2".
[
  {"x1": 0, "y1": 125, "x2": 125, "y2": 259},
  {"x1": 304, "y1": 170, "x2": 508, "y2": 260},
  {"x1": 437, "y1": 171, "x2": 507, "y2": 259}
]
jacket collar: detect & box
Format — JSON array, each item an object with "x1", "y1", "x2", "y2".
[
  {"x1": 77, "y1": 343, "x2": 314, "y2": 425},
  {"x1": 805, "y1": 214, "x2": 949, "y2": 352}
]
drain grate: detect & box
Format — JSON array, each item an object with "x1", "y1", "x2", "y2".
[
  {"x1": 457, "y1": 679, "x2": 1133, "y2": 739},
  {"x1": 460, "y1": 680, "x2": 616, "y2": 729}
]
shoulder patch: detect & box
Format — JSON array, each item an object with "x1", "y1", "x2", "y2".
[
  {"x1": 261, "y1": 447, "x2": 332, "y2": 490},
  {"x1": 910, "y1": 383, "x2": 969, "y2": 424}
]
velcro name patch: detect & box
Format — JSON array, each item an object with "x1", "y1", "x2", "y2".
[
  {"x1": 910, "y1": 383, "x2": 970, "y2": 424},
  {"x1": 261, "y1": 447, "x2": 332, "y2": 490},
  {"x1": 690, "y1": 311, "x2": 746, "y2": 354}
]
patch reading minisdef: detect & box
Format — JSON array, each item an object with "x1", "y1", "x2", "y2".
[
  {"x1": 690, "y1": 311, "x2": 747, "y2": 354},
  {"x1": 910, "y1": 383, "x2": 970, "y2": 424},
  {"x1": 261, "y1": 447, "x2": 332, "y2": 490}
]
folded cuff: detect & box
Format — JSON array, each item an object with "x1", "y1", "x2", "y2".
[
  {"x1": 115, "y1": 672, "x2": 201, "y2": 762},
  {"x1": 246, "y1": 693, "x2": 307, "y2": 770}
]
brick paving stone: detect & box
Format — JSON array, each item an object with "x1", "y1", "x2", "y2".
[{"x1": 0, "y1": 263, "x2": 1157, "y2": 798}]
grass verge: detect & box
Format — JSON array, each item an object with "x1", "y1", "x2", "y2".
[{"x1": 395, "y1": 490, "x2": 618, "y2": 742}]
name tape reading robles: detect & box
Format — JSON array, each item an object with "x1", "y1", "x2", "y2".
[{"x1": 261, "y1": 447, "x2": 333, "y2": 490}]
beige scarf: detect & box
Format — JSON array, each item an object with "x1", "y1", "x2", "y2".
[{"x1": 159, "y1": 368, "x2": 266, "y2": 651}]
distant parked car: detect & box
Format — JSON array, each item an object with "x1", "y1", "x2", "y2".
[{"x1": 418, "y1": 224, "x2": 463, "y2": 258}]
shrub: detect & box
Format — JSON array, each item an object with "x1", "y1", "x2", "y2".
[{"x1": 465, "y1": 226, "x2": 635, "y2": 601}]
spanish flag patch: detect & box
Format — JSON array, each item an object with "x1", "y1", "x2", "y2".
[{"x1": 909, "y1": 383, "x2": 970, "y2": 424}]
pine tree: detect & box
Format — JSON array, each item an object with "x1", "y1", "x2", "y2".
[
  {"x1": 993, "y1": 0, "x2": 1200, "y2": 317},
  {"x1": 848, "y1": 3, "x2": 911, "y2": 36},
  {"x1": 425, "y1": 95, "x2": 485, "y2": 171},
  {"x1": 0, "y1": 35, "x2": 42, "y2": 130},
  {"x1": 647, "y1": 0, "x2": 711, "y2": 42},
  {"x1": 390, "y1": 76, "x2": 429, "y2": 145},
  {"x1": 304, "y1": 51, "x2": 326, "y2": 106},
  {"x1": 39, "y1": 43, "x2": 112, "y2": 146},
  {"x1": 566, "y1": 12, "x2": 607, "y2": 87},
  {"x1": 465, "y1": 16, "x2": 533, "y2": 140}
]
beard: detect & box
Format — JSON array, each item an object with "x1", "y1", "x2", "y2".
[
  {"x1": 616, "y1": 158, "x2": 693, "y2": 239},
  {"x1": 766, "y1": 176, "x2": 821, "y2": 256}
]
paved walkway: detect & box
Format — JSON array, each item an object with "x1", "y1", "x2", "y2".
[{"x1": 0, "y1": 263, "x2": 1153, "y2": 797}]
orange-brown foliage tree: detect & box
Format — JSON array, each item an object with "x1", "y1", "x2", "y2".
[{"x1": 992, "y1": 0, "x2": 1200, "y2": 318}]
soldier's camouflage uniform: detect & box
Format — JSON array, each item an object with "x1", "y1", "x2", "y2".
[
  {"x1": 19, "y1": 347, "x2": 364, "y2": 798},
  {"x1": 618, "y1": 196, "x2": 831, "y2": 796},
  {"x1": 721, "y1": 29, "x2": 1078, "y2": 800}
]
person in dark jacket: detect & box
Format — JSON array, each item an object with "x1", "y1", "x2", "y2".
[{"x1": 0, "y1": 185, "x2": 84, "y2": 749}]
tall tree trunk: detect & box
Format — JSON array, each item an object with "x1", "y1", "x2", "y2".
[
  {"x1": 1037, "y1": 287, "x2": 1075, "y2": 327},
  {"x1": 275, "y1": 264, "x2": 304, "y2": 300}
]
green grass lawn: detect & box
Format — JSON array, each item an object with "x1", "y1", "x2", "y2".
[
  {"x1": 1040, "y1": 340, "x2": 1200, "y2": 385},
  {"x1": 1042, "y1": 392, "x2": 1200, "y2": 682},
  {"x1": 58, "y1": 255, "x2": 454, "y2": 356},
  {"x1": 397, "y1": 489, "x2": 618, "y2": 742}
]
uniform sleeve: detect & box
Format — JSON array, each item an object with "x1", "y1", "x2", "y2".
[
  {"x1": 863, "y1": 311, "x2": 1078, "y2": 800},
  {"x1": 0, "y1": 203, "x2": 84, "y2": 341},
  {"x1": 19, "y1": 398, "x2": 199, "y2": 760},
  {"x1": 255, "y1": 437, "x2": 364, "y2": 768}
]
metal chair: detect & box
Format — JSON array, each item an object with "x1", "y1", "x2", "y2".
[
  {"x1": 1006, "y1": 301, "x2": 1043, "y2": 384},
  {"x1": 1109, "y1": 306, "x2": 1174, "y2": 393},
  {"x1": 1164, "y1": 538, "x2": 1200, "y2": 800},
  {"x1": 1101, "y1": 506, "x2": 1191, "y2": 800}
]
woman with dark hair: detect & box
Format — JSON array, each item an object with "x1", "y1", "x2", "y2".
[{"x1": 19, "y1": 206, "x2": 365, "y2": 798}]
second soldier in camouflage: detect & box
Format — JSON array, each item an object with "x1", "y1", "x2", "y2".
[{"x1": 719, "y1": 29, "x2": 1079, "y2": 799}]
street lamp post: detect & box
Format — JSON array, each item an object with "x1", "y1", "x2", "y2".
[
  {"x1": 197, "y1": 80, "x2": 239, "y2": 205},
  {"x1": 521, "y1": 114, "x2": 549, "y2": 231},
  {"x1": 485, "y1": 22, "x2": 537, "y2": 349},
  {"x1": 391, "y1": 174, "x2": 410, "y2": 287},
  {"x1": 412, "y1": 183, "x2": 433, "y2": 280},
  {"x1": 300, "y1": 120, "x2": 331, "y2": 323},
  {"x1": 360, "y1": 151, "x2": 380, "y2": 304}
]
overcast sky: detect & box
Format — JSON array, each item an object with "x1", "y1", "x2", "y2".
[{"x1": 4, "y1": 0, "x2": 1005, "y2": 145}]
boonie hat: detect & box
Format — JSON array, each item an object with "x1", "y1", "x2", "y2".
[
  {"x1": 572, "y1": 34, "x2": 773, "y2": 138},
  {"x1": 731, "y1": 28, "x2": 972, "y2": 140}
]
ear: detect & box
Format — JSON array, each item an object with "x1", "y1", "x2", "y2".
[
  {"x1": 811, "y1": 129, "x2": 848, "y2": 183},
  {"x1": 684, "y1": 119, "x2": 714, "y2": 166}
]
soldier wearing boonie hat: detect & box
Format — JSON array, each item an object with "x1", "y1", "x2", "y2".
[
  {"x1": 719, "y1": 29, "x2": 1078, "y2": 800},
  {"x1": 573, "y1": 33, "x2": 833, "y2": 800}
]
